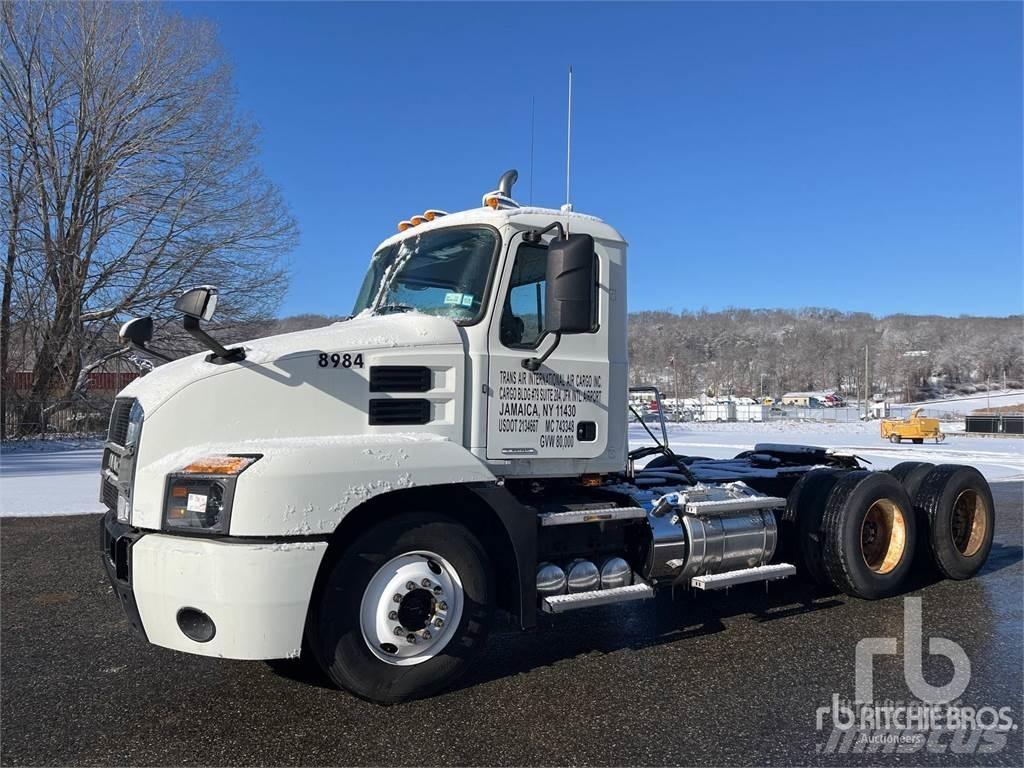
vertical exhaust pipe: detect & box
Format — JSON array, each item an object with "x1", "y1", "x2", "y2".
[{"x1": 497, "y1": 169, "x2": 518, "y2": 198}]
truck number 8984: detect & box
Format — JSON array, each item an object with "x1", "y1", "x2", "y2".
[{"x1": 317, "y1": 352, "x2": 364, "y2": 368}]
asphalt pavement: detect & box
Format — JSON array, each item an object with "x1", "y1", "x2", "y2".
[{"x1": 1, "y1": 483, "x2": 1021, "y2": 766}]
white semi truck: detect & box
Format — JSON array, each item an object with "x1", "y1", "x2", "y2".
[{"x1": 100, "y1": 171, "x2": 995, "y2": 703}]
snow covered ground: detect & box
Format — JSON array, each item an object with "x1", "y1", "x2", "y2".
[
  {"x1": 899, "y1": 388, "x2": 1024, "y2": 416},
  {"x1": 1, "y1": 422, "x2": 1020, "y2": 518},
  {"x1": 1, "y1": 441, "x2": 105, "y2": 517},
  {"x1": 630, "y1": 421, "x2": 1024, "y2": 481}
]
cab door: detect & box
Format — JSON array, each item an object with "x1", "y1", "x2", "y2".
[{"x1": 485, "y1": 231, "x2": 609, "y2": 462}]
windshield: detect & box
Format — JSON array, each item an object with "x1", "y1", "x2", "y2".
[{"x1": 351, "y1": 227, "x2": 499, "y2": 322}]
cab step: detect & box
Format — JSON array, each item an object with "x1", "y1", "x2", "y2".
[
  {"x1": 539, "y1": 506, "x2": 647, "y2": 526},
  {"x1": 541, "y1": 582, "x2": 654, "y2": 613},
  {"x1": 690, "y1": 563, "x2": 796, "y2": 590}
]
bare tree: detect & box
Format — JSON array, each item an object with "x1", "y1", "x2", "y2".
[{"x1": 1, "y1": 1, "x2": 296, "y2": 434}]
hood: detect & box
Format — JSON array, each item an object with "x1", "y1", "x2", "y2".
[{"x1": 119, "y1": 312, "x2": 463, "y2": 414}]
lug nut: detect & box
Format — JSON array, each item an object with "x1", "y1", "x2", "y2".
[
  {"x1": 432, "y1": 585, "x2": 442, "y2": 595},
  {"x1": 434, "y1": 618, "x2": 444, "y2": 628},
  {"x1": 393, "y1": 626, "x2": 404, "y2": 636},
  {"x1": 406, "y1": 581, "x2": 416, "y2": 591},
  {"x1": 422, "y1": 630, "x2": 432, "y2": 640},
  {"x1": 406, "y1": 634, "x2": 417, "y2": 644},
  {"x1": 438, "y1": 601, "x2": 448, "y2": 611},
  {"x1": 421, "y1": 578, "x2": 432, "y2": 588},
  {"x1": 392, "y1": 593, "x2": 402, "y2": 603},
  {"x1": 388, "y1": 611, "x2": 398, "y2": 620}
]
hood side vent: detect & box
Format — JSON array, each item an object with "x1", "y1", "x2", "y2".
[
  {"x1": 368, "y1": 398, "x2": 431, "y2": 426},
  {"x1": 369, "y1": 366, "x2": 432, "y2": 393}
]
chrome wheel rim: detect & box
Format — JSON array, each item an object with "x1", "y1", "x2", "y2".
[{"x1": 359, "y1": 551, "x2": 464, "y2": 666}]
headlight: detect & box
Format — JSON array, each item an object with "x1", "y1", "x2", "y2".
[
  {"x1": 125, "y1": 401, "x2": 144, "y2": 448},
  {"x1": 162, "y1": 455, "x2": 259, "y2": 534},
  {"x1": 117, "y1": 401, "x2": 144, "y2": 524}
]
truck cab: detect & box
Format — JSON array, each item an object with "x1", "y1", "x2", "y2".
[{"x1": 100, "y1": 171, "x2": 995, "y2": 703}]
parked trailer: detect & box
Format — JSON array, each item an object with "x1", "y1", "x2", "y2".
[
  {"x1": 100, "y1": 170, "x2": 996, "y2": 703},
  {"x1": 697, "y1": 402, "x2": 736, "y2": 422},
  {"x1": 735, "y1": 403, "x2": 768, "y2": 422}
]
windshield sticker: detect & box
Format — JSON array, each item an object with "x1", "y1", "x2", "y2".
[
  {"x1": 443, "y1": 292, "x2": 464, "y2": 306},
  {"x1": 461, "y1": 294, "x2": 474, "y2": 307}
]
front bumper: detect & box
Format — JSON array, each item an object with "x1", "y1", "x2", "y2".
[
  {"x1": 100, "y1": 512, "x2": 148, "y2": 639},
  {"x1": 99, "y1": 510, "x2": 328, "y2": 660}
]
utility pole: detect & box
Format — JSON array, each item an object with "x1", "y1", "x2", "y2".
[
  {"x1": 864, "y1": 343, "x2": 870, "y2": 420},
  {"x1": 673, "y1": 357, "x2": 679, "y2": 406}
]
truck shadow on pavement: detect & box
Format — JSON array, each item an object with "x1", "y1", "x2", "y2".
[
  {"x1": 981, "y1": 541, "x2": 1023, "y2": 574},
  {"x1": 451, "y1": 580, "x2": 849, "y2": 693}
]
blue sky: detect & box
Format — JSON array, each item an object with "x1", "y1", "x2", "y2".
[{"x1": 175, "y1": 1, "x2": 1022, "y2": 318}]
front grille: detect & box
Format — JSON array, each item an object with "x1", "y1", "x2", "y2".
[
  {"x1": 101, "y1": 398, "x2": 139, "y2": 514},
  {"x1": 107, "y1": 398, "x2": 134, "y2": 444},
  {"x1": 101, "y1": 477, "x2": 119, "y2": 510}
]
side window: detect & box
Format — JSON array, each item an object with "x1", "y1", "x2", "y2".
[{"x1": 500, "y1": 243, "x2": 547, "y2": 348}]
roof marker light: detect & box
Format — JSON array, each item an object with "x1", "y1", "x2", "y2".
[
  {"x1": 397, "y1": 220, "x2": 414, "y2": 232},
  {"x1": 410, "y1": 215, "x2": 428, "y2": 226},
  {"x1": 423, "y1": 210, "x2": 447, "y2": 221}
]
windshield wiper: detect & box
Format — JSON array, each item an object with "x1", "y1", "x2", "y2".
[{"x1": 375, "y1": 303, "x2": 416, "y2": 315}]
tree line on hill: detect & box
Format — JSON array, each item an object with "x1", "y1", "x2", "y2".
[{"x1": 627, "y1": 308, "x2": 1022, "y2": 403}]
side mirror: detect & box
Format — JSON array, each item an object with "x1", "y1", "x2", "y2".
[
  {"x1": 119, "y1": 317, "x2": 153, "y2": 346},
  {"x1": 175, "y1": 286, "x2": 219, "y2": 322},
  {"x1": 544, "y1": 234, "x2": 595, "y2": 334}
]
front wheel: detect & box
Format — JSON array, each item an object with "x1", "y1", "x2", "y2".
[
  {"x1": 310, "y1": 513, "x2": 494, "y2": 704},
  {"x1": 890, "y1": 434, "x2": 902, "y2": 444}
]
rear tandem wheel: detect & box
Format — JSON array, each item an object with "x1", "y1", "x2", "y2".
[{"x1": 819, "y1": 471, "x2": 918, "y2": 600}]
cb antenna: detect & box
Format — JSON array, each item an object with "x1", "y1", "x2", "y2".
[
  {"x1": 529, "y1": 95, "x2": 535, "y2": 205},
  {"x1": 564, "y1": 65, "x2": 573, "y2": 214}
]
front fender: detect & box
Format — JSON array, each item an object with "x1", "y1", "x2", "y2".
[{"x1": 222, "y1": 434, "x2": 497, "y2": 536}]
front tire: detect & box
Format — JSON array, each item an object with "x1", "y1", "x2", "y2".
[{"x1": 310, "y1": 513, "x2": 494, "y2": 704}]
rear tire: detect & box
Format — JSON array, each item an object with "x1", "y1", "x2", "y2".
[
  {"x1": 821, "y1": 471, "x2": 917, "y2": 599},
  {"x1": 914, "y1": 465, "x2": 995, "y2": 580},
  {"x1": 782, "y1": 469, "x2": 844, "y2": 586},
  {"x1": 887, "y1": 461, "x2": 935, "y2": 501},
  {"x1": 310, "y1": 513, "x2": 494, "y2": 704},
  {"x1": 890, "y1": 435, "x2": 901, "y2": 444}
]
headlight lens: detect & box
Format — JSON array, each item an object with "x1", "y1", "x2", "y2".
[
  {"x1": 163, "y1": 455, "x2": 258, "y2": 533},
  {"x1": 125, "y1": 401, "x2": 144, "y2": 448},
  {"x1": 117, "y1": 401, "x2": 145, "y2": 524}
]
